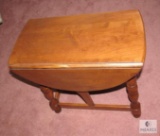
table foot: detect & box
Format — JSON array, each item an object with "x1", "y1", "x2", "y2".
[
  {"x1": 131, "y1": 102, "x2": 141, "y2": 118},
  {"x1": 50, "y1": 98, "x2": 61, "y2": 113}
]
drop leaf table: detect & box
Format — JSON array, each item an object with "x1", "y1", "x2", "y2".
[{"x1": 9, "y1": 10, "x2": 145, "y2": 118}]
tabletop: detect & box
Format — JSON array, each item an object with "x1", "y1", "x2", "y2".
[{"x1": 9, "y1": 10, "x2": 145, "y2": 69}]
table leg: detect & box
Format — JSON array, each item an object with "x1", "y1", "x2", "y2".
[
  {"x1": 78, "y1": 92, "x2": 94, "y2": 106},
  {"x1": 40, "y1": 86, "x2": 61, "y2": 113},
  {"x1": 126, "y1": 77, "x2": 141, "y2": 118}
]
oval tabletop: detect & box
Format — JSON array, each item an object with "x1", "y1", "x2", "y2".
[{"x1": 9, "y1": 10, "x2": 146, "y2": 92}]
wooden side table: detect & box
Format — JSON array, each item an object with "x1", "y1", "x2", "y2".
[{"x1": 9, "y1": 10, "x2": 145, "y2": 118}]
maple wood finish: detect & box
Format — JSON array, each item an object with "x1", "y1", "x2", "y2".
[
  {"x1": 9, "y1": 10, "x2": 145, "y2": 118},
  {"x1": 126, "y1": 77, "x2": 141, "y2": 117},
  {"x1": 40, "y1": 86, "x2": 61, "y2": 113}
]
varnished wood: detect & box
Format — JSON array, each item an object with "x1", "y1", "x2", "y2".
[
  {"x1": 59, "y1": 103, "x2": 130, "y2": 111},
  {"x1": 40, "y1": 86, "x2": 61, "y2": 113},
  {"x1": 40, "y1": 86, "x2": 54, "y2": 100},
  {"x1": 126, "y1": 77, "x2": 141, "y2": 118},
  {"x1": 8, "y1": 10, "x2": 146, "y2": 117},
  {"x1": 54, "y1": 92, "x2": 60, "y2": 100},
  {"x1": 9, "y1": 10, "x2": 145, "y2": 69},
  {"x1": 50, "y1": 99, "x2": 61, "y2": 113},
  {"x1": 9, "y1": 10, "x2": 145, "y2": 93},
  {"x1": 11, "y1": 68, "x2": 141, "y2": 92},
  {"x1": 78, "y1": 92, "x2": 94, "y2": 106}
]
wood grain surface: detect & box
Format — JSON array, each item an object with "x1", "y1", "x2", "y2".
[
  {"x1": 12, "y1": 68, "x2": 141, "y2": 91},
  {"x1": 9, "y1": 10, "x2": 145, "y2": 69},
  {"x1": 9, "y1": 10, "x2": 145, "y2": 92}
]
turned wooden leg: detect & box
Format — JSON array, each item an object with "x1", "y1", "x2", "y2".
[
  {"x1": 126, "y1": 77, "x2": 141, "y2": 118},
  {"x1": 40, "y1": 86, "x2": 61, "y2": 113}
]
